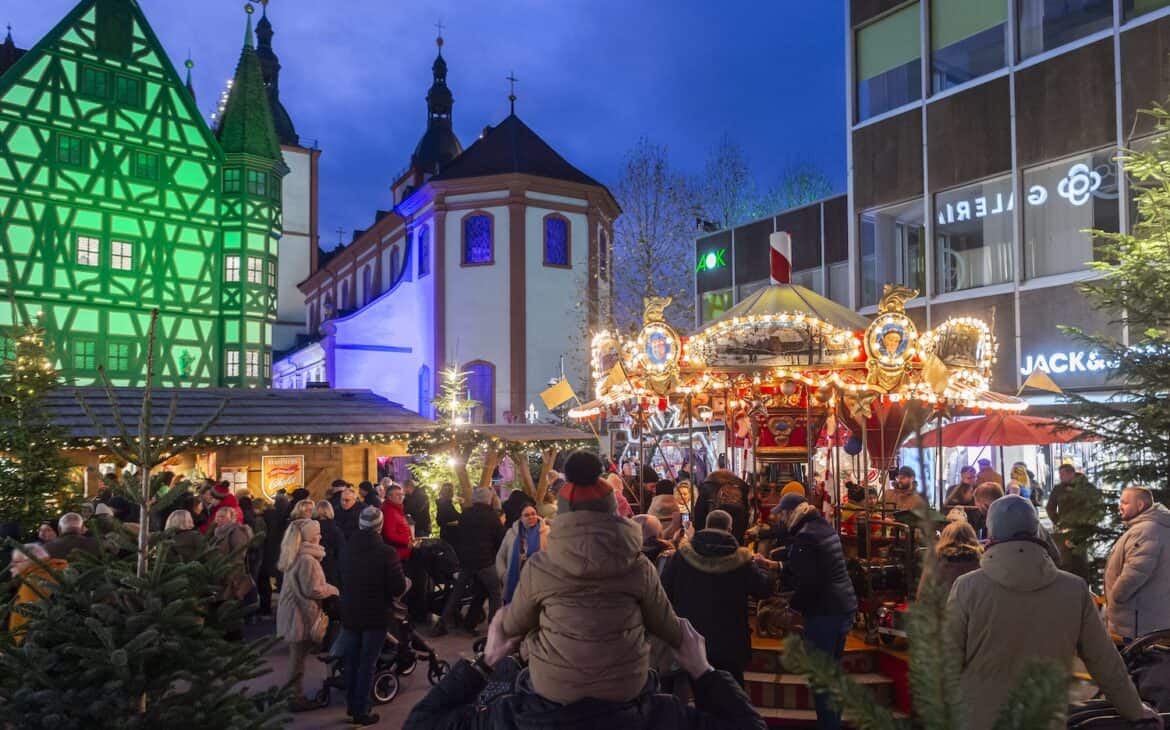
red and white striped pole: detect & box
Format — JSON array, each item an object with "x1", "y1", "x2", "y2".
[{"x1": 769, "y1": 231, "x2": 792, "y2": 285}]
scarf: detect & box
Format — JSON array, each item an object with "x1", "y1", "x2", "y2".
[
  {"x1": 504, "y1": 522, "x2": 542, "y2": 604},
  {"x1": 298, "y1": 542, "x2": 326, "y2": 562}
]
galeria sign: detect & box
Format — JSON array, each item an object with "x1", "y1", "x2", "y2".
[
  {"x1": 937, "y1": 163, "x2": 1105, "y2": 225},
  {"x1": 1020, "y1": 350, "x2": 1110, "y2": 376}
]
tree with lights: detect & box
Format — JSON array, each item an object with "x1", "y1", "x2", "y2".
[
  {"x1": 410, "y1": 366, "x2": 484, "y2": 501},
  {"x1": 0, "y1": 319, "x2": 81, "y2": 536}
]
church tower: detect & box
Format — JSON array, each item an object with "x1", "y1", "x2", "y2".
[
  {"x1": 392, "y1": 35, "x2": 462, "y2": 204},
  {"x1": 215, "y1": 5, "x2": 287, "y2": 386}
]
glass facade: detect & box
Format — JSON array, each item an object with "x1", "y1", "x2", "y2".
[
  {"x1": 1024, "y1": 148, "x2": 1119, "y2": 279},
  {"x1": 792, "y1": 268, "x2": 825, "y2": 295},
  {"x1": 1018, "y1": 0, "x2": 1113, "y2": 60},
  {"x1": 857, "y1": 3, "x2": 921, "y2": 121},
  {"x1": 859, "y1": 199, "x2": 925, "y2": 306},
  {"x1": 828, "y1": 261, "x2": 850, "y2": 305},
  {"x1": 932, "y1": 0, "x2": 1007, "y2": 91},
  {"x1": 701, "y1": 289, "x2": 734, "y2": 323},
  {"x1": 934, "y1": 175, "x2": 1014, "y2": 294},
  {"x1": 1124, "y1": 0, "x2": 1170, "y2": 20}
]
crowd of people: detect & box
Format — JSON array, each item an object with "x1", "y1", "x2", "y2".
[{"x1": 5, "y1": 454, "x2": 1170, "y2": 729}]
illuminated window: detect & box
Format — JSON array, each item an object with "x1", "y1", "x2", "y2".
[
  {"x1": 57, "y1": 135, "x2": 85, "y2": 166},
  {"x1": 77, "y1": 236, "x2": 100, "y2": 267},
  {"x1": 859, "y1": 200, "x2": 925, "y2": 306},
  {"x1": 73, "y1": 339, "x2": 97, "y2": 370},
  {"x1": 225, "y1": 255, "x2": 241, "y2": 282},
  {"x1": 223, "y1": 168, "x2": 241, "y2": 193},
  {"x1": 932, "y1": 0, "x2": 1006, "y2": 92},
  {"x1": 115, "y1": 75, "x2": 141, "y2": 107},
  {"x1": 465, "y1": 361, "x2": 495, "y2": 424},
  {"x1": 462, "y1": 214, "x2": 493, "y2": 265},
  {"x1": 700, "y1": 289, "x2": 734, "y2": 323},
  {"x1": 111, "y1": 241, "x2": 133, "y2": 270},
  {"x1": 267, "y1": 260, "x2": 276, "y2": 288},
  {"x1": 245, "y1": 351, "x2": 259, "y2": 378},
  {"x1": 246, "y1": 169, "x2": 267, "y2": 196},
  {"x1": 247, "y1": 257, "x2": 263, "y2": 284},
  {"x1": 544, "y1": 215, "x2": 570, "y2": 267},
  {"x1": 418, "y1": 365, "x2": 432, "y2": 418},
  {"x1": 132, "y1": 151, "x2": 158, "y2": 180},
  {"x1": 263, "y1": 352, "x2": 271, "y2": 378},
  {"x1": 1024, "y1": 149, "x2": 1119, "y2": 279},
  {"x1": 1018, "y1": 0, "x2": 1112, "y2": 60},
  {"x1": 107, "y1": 342, "x2": 134, "y2": 372},
  {"x1": 417, "y1": 226, "x2": 430, "y2": 277},
  {"x1": 225, "y1": 350, "x2": 240, "y2": 378},
  {"x1": 79, "y1": 66, "x2": 109, "y2": 98},
  {"x1": 934, "y1": 175, "x2": 1014, "y2": 294},
  {"x1": 856, "y1": 3, "x2": 922, "y2": 121}
]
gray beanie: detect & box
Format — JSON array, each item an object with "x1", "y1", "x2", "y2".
[
  {"x1": 987, "y1": 495, "x2": 1039, "y2": 542},
  {"x1": 471, "y1": 487, "x2": 493, "y2": 505},
  {"x1": 359, "y1": 505, "x2": 384, "y2": 531}
]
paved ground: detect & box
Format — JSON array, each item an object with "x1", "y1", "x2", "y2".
[{"x1": 244, "y1": 616, "x2": 477, "y2": 728}]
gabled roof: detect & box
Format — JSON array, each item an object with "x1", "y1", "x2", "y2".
[
  {"x1": 50, "y1": 387, "x2": 433, "y2": 445},
  {"x1": 431, "y1": 113, "x2": 603, "y2": 188},
  {"x1": 0, "y1": 28, "x2": 26, "y2": 77},
  {"x1": 216, "y1": 13, "x2": 282, "y2": 161}
]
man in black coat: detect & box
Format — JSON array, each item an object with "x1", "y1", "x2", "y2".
[
  {"x1": 771, "y1": 493, "x2": 856, "y2": 730},
  {"x1": 43, "y1": 513, "x2": 101, "y2": 561},
  {"x1": 403, "y1": 479, "x2": 432, "y2": 537},
  {"x1": 434, "y1": 486, "x2": 505, "y2": 636},
  {"x1": 403, "y1": 612, "x2": 765, "y2": 730},
  {"x1": 334, "y1": 487, "x2": 363, "y2": 541},
  {"x1": 661, "y1": 510, "x2": 772, "y2": 685},
  {"x1": 339, "y1": 506, "x2": 407, "y2": 726},
  {"x1": 257, "y1": 492, "x2": 289, "y2": 615}
]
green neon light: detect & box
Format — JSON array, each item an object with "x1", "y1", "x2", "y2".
[{"x1": 696, "y1": 248, "x2": 727, "y2": 272}]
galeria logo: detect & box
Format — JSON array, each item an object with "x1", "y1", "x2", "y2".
[{"x1": 1057, "y1": 163, "x2": 1102, "y2": 207}]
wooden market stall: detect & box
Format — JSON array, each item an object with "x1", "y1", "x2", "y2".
[{"x1": 43, "y1": 387, "x2": 434, "y2": 501}]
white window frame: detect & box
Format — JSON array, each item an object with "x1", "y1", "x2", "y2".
[
  {"x1": 225, "y1": 350, "x2": 240, "y2": 378},
  {"x1": 247, "y1": 256, "x2": 263, "y2": 284},
  {"x1": 267, "y1": 260, "x2": 276, "y2": 288},
  {"x1": 225, "y1": 255, "x2": 241, "y2": 282},
  {"x1": 245, "y1": 350, "x2": 259, "y2": 378},
  {"x1": 77, "y1": 236, "x2": 100, "y2": 267},
  {"x1": 111, "y1": 240, "x2": 133, "y2": 271}
]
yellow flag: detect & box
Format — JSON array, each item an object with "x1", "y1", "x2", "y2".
[
  {"x1": 923, "y1": 353, "x2": 951, "y2": 395},
  {"x1": 1021, "y1": 368, "x2": 1063, "y2": 394},
  {"x1": 601, "y1": 362, "x2": 627, "y2": 392},
  {"x1": 540, "y1": 378, "x2": 576, "y2": 410}
]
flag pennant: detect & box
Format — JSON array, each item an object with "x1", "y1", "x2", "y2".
[
  {"x1": 1021, "y1": 368, "x2": 1063, "y2": 394},
  {"x1": 923, "y1": 354, "x2": 951, "y2": 395},
  {"x1": 601, "y1": 363, "x2": 627, "y2": 392},
  {"x1": 540, "y1": 378, "x2": 577, "y2": 410}
]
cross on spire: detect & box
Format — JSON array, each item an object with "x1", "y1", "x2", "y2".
[
  {"x1": 336, "y1": 226, "x2": 345, "y2": 246},
  {"x1": 507, "y1": 70, "x2": 518, "y2": 115},
  {"x1": 434, "y1": 19, "x2": 445, "y2": 52}
]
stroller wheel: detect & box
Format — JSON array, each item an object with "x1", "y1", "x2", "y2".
[
  {"x1": 428, "y1": 660, "x2": 451, "y2": 686},
  {"x1": 471, "y1": 637, "x2": 487, "y2": 655},
  {"x1": 371, "y1": 670, "x2": 400, "y2": 705},
  {"x1": 312, "y1": 687, "x2": 330, "y2": 707},
  {"x1": 397, "y1": 652, "x2": 418, "y2": 676}
]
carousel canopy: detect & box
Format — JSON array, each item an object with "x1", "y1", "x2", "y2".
[{"x1": 700, "y1": 283, "x2": 871, "y2": 334}]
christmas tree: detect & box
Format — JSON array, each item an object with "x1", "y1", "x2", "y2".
[
  {"x1": 0, "y1": 319, "x2": 82, "y2": 536},
  {"x1": 409, "y1": 366, "x2": 484, "y2": 500}
]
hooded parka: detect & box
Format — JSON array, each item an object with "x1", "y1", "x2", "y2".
[{"x1": 1104, "y1": 502, "x2": 1170, "y2": 639}]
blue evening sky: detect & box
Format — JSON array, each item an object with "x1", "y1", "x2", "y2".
[{"x1": 7, "y1": 0, "x2": 846, "y2": 249}]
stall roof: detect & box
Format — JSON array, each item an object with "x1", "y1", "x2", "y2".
[
  {"x1": 46, "y1": 387, "x2": 434, "y2": 446},
  {"x1": 460, "y1": 423, "x2": 596, "y2": 444}
]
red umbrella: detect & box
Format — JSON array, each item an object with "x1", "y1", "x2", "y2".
[{"x1": 905, "y1": 415, "x2": 1095, "y2": 448}]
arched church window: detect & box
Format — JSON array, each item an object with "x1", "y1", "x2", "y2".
[
  {"x1": 418, "y1": 365, "x2": 432, "y2": 419},
  {"x1": 340, "y1": 281, "x2": 350, "y2": 310},
  {"x1": 417, "y1": 226, "x2": 430, "y2": 277},
  {"x1": 464, "y1": 360, "x2": 495, "y2": 424},
  {"x1": 543, "y1": 214, "x2": 570, "y2": 267},
  {"x1": 462, "y1": 213, "x2": 493, "y2": 266}
]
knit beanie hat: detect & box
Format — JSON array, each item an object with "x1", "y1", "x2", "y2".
[
  {"x1": 359, "y1": 505, "x2": 384, "y2": 531},
  {"x1": 471, "y1": 487, "x2": 493, "y2": 505},
  {"x1": 557, "y1": 479, "x2": 618, "y2": 514},
  {"x1": 987, "y1": 494, "x2": 1039, "y2": 542}
]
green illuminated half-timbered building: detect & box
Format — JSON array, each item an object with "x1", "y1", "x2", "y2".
[{"x1": 0, "y1": 0, "x2": 286, "y2": 387}]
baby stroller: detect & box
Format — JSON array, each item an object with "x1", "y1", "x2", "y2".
[
  {"x1": 411, "y1": 537, "x2": 461, "y2": 617},
  {"x1": 313, "y1": 600, "x2": 451, "y2": 707},
  {"x1": 1067, "y1": 629, "x2": 1170, "y2": 728}
]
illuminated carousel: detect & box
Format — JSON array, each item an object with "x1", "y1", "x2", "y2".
[{"x1": 572, "y1": 233, "x2": 1026, "y2": 509}]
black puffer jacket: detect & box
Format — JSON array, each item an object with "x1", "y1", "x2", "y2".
[
  {"x1": 661, "y1": 529, "x2": 772, "y2": 673},
  {"x1": 782, "y1": 511, "x2": 857, "y2": 618},
  {"x1": 457, "y1": 503, "x2": 505, "y2": 572},
  {"x1": 334, "y1": 502, "x2": 362, "y2": 541},
  {"x1": 403, "y1": 659, "x2": 766, "y2": 730},
  {"x1": 340, "y1": 528, "x2": 407, "y2": 630},
  {"x1": 436, "y1": 498, "x2": 460, "y2": 547},
  {"x1": 317, "y1": 517, "x2": 345, "y2": 589},
  {"x1": 404, "y1": 488, "x2": 432, "y2": 537}
]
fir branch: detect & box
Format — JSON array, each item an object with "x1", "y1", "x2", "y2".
[
  {"x1": 781, "y1": 636, "x2": 906, "y2": 730},
  {"x1": 989, "y1": 659, "x2": 1070, "y2": 730}
]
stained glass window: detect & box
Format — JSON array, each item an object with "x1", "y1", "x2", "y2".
[
  {"x1": 544, "y1": 216, "x2": 570, "y2": 266},
  {"x1": 111, "y1": 241, "x2": 133, "y2": 270},
  {"x1": 466, "y1": 361, "x2": 495, "y2": 424},
  {"x1": 417, "y1": 226, "x2": 430, "y2": 277},
  {"x1": 463, "y1": 214, "x2": 493, "y2": 265},
  {"x1": 77, "y1": 236, "x2": 100, "y2": 267}
]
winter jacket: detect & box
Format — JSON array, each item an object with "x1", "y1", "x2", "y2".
[
  {"x1": 9, "y1": 558, "x2": 67, "y2": 645},
  {"x1": 948, "y1": 540, "x2": 1145, "y2": 730},
  {"x1": 404, "y1": 488, "x2": 432, "y2": 537},
  {"x1": 402, "y1": 659, "x2": 766, "y2": 730},
  {"x1": 43, "y1": 532, "x2": 100, "y2": 561},
  {"x1": 261, "y1": 496, "x2": 290, "y2": 568},
  {"x1": 661, "y1": 529, "x2": 772, "y2": 674},
  {"x1": 1046, "y1": 475, "x2": 1107, "y2": 554},
  {"x1": 316, "y1": 517, "x2": 344, "y2": 590},
  {"x1": 436, "y1": 498, "x2": 461, "y2": 546},
  {"x1": 494, "y1": 518, "x2": 550, "y2": 589},
  {"x1": 275, "y1": 543, "x2": 338, "y2": 644},
  {"x1": 500, "y1": 509, "x2": 684, "y2": 705},
  {"x1": 211, "y1": 522, "x2": 254, "y2": 601},
  {"x1": 781, "y1": 512, "x2": 857, "y2": 618},
  {"x1": 456, "y1": 503, "x2": 505, "y2": 572},
  {"x1": 881, "y1": 486, "x2": 927, "y2": 514},
  {"x1": 381, "y1": 500, "x2": 414, "y2": 562},
  {"x1": 168, "y1": 528, "x2": 204, "y2": 563},
  {"x1": 915, "y1": 543, "x2": 980, "y2": 600},
  {"x1": 1105, "y1": 502, "x2": 1170, "y2": 639},
  {"x1": 334, "y1": 502, "x2": 362, "y2": 542},
  {"x1": 340, "y1": 528, "x2": 407, "y2": 631},
  {"x1": 204, "y1": 493, "x2": 242, "y2": 533}
]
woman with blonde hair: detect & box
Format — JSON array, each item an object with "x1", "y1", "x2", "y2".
[
  {"x1": 276, "y1": 518, "x2": 339, "y2": 710},
  {"x1": 917, "y1": 519, "x2": 983, "y2": 600},
  {"x1": 289, "y1": 498, "x2": 315, "y2": 522}
]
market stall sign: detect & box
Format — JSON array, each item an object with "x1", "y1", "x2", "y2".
[{"x1": 261, "y1": 455, "x2": 304, "y2": 500}]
